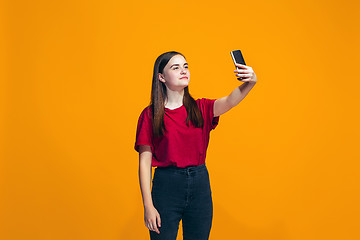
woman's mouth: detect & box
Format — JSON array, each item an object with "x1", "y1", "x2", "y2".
[{"x1": 180, "y1": 77, "x2": 188, "y2": 79}]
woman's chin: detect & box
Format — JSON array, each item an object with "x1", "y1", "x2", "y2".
[
  {"x1": 181, "y1": 80, "x2": 190, "y2": 87},
  {"x1": 181, "y1": 83, "x2": 189, "y2": 88}
]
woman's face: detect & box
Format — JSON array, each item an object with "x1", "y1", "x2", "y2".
[{"x1": 158, "y1": 54, "x2": 190, "y2": 91}]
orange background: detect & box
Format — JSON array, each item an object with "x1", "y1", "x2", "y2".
[{"x1": 1, "y1": 0, "x2": 359, "y2": 239}]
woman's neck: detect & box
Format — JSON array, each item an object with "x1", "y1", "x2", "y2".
[{"x1": 165, "y1": 88, "x2": 184, "y2": 108}]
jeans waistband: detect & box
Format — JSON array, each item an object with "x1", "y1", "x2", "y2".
[{"x1": 155, "y1": 163, "x2": 207, "y2": 174}]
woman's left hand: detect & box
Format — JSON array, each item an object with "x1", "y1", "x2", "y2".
[{"x1": 233, "y1": 63, "x2": 257, "y2": 84}]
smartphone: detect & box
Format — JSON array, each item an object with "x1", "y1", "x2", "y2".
[{"x1": 230, "y1": 50, "x2": 246, "y2": 80}]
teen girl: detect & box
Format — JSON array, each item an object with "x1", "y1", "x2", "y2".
[{"x1": 135, "y1": 51, "x2": 257, "y2": 240}]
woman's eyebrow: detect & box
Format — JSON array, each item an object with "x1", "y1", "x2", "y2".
[{"x1": 170, "y1": 63, "x2": 188, "y2": 68}]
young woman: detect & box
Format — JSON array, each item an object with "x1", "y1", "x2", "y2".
[{"x1": 135, "y1": 51, "x2": 257, "y2": 240}]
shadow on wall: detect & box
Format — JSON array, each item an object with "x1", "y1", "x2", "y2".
[{"x1": 118, "y1": 202, "x2": 289, "y2": 240}]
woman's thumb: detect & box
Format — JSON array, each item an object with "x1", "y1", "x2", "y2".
[{"x1": 157, "y1": 214, "x2": 161, "y2": 227}]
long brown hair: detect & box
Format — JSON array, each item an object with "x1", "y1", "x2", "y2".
[{"x1": 150, "y1": 51, "x2": 204, "y2": 138}]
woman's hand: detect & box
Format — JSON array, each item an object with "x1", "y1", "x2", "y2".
[
  {"x1": 234, "y1": 63, "x2": 257, "y2": 84},
  {"x1": 144, "y1": 205, "x2": 161, "y2": 234}
]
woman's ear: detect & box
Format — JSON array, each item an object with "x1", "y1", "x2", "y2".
[{"x1": 158, "y1": 73, "x2": 166, "y2": 83}]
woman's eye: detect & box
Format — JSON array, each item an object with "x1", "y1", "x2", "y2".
[{"x1": 173, "y1": 66, "x2": 188, "y2": 70}]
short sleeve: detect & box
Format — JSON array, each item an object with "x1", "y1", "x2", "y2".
[
  {"x1": 198, "y1": 98, "x2": 220, "y2": 131},
  {"x1": 134, "y1": 107, "x2": 154, "y2": 153}
]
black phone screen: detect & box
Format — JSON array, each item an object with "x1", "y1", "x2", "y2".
[{"x1": 231, "y1": 50, "x2": 246, "y2": 66}]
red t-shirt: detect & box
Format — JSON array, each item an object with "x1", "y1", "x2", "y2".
[{"x1": 134, "y1": 98, "x2": 220, "y2": 168}]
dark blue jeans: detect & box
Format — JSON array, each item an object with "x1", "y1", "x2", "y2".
[{"x1": 150, "y1": 163, "x2": 213, "y2": 240}]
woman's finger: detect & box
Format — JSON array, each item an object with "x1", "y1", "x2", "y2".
[
  {"x1": 235, "y1": 63, "x2": 248, "y2": 68},
  {"x1": 236, "y1": 74, "x2": 252, "y2": 78},
  {"x1": 152, "y1": 220, "x2": 159, "y2": 233},
  {"x1": 234, "y1": 69, "x2": 251, "y2": 73}
]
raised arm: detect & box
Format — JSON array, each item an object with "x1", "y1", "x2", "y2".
[{"x1": 214, "y1": 63, "x2": 257, "y2": 117}]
